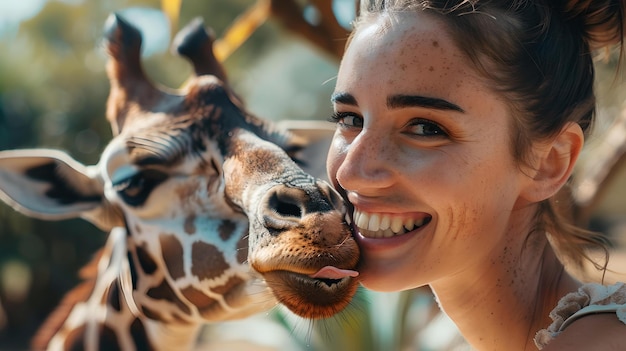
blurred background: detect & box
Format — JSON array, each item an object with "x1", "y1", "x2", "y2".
[{"x1": 0, "y1": 1, "x2": 625, "y2": 350}]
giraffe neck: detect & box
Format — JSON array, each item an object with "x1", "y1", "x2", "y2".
[
  {"x1": 33, "y1": 228, "x2": 202, "y2": 351},
  {"x1": 125, "y1": 215, "x2": 274, "y2": 323}
]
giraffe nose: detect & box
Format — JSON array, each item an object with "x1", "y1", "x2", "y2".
[{"x1": 261, "y1": 182, "x2": 344, "y2": 233}]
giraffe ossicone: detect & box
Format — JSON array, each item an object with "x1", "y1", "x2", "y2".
[{"x1": 0, "y1": 13, "x2": 359, "y2": 350}]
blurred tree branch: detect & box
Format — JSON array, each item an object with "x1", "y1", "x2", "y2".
[{"x1": 268, "y1": 0, "x2": 352, "y2": 59}]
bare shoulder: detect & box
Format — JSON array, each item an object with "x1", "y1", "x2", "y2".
[{"x1": 542, "y1": 313, "x2": 626, "y2": 351}]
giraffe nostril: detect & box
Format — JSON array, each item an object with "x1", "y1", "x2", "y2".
[
  {"x1": 268, "y1": 191, "x2": 303, "y2": 218},
  {"x1": 262, "y1": 189, "x2": 305, "y2": 234}
]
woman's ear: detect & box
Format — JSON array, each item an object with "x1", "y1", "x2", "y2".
[{"x1": 520, "y1": 122, "x2": 584, "y2": 202}]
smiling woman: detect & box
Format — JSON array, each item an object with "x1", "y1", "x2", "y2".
[{"x1": 326, "y1": 0, "x2": 626, "y2": 350}]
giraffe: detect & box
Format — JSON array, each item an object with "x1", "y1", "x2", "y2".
[{"x1": 0, "y1": 14, "x2": 359, "y2": 351}]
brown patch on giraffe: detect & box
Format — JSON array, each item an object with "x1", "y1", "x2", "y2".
[
  {"x1": 184, "y1": 214, "x2": 196, "y2": 234},
  {"x1": 141, "y1": 305, "x2": 163, "y2": 321},
  {"x1": 218, "y1": 219, "x2": 236, "y2": 241},
  {"x1": 212, "y1": 276, "x2": 245, "y2": 297},
  {"x1": 143, "y1": 302, "x2": 189, "y2": 324},
  {"x1": 135, "y1": 244, "x2": 158, "y2": 275},
  {"x1": 146, "y1": 279, "x2": 192, "y2": 315},
  {"x1": 180, "y1": 286, "x2": 219, "y2": 312},
  {"x1": 160, "y1": 234, "x2": 185, "y2": 280},
  {"x1": 191, "y1": 242, "x2": 229, "y2": 281},
  {"x1": 180, "y1": 279, "x2": 246, "y2": 320}
]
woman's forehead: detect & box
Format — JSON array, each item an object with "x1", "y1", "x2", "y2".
[{"x1": 336, "y1": 13, "x2": 478, "y2": 101}]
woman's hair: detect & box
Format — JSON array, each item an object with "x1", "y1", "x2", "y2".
[{"x1": 353, "y1": 0, "x2": 625, "y2": 272}]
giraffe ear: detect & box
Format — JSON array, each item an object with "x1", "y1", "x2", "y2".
[{"x1": 0, "y1": 149, "x2": 124, "y2": 231}]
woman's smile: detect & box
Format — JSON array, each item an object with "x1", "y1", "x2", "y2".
[
  {"x1": 351, "y1": 209, "x2": 432, "y2": 238},
  {"x1": 350, "y1": 207, "x2": 435, "y2": 264}
]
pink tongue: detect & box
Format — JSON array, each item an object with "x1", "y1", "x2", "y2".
[{"x1": 309, "y1": 266, "x2": 359, "y2": 279}]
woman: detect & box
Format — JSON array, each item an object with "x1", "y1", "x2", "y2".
[{"x1": 326, "y1": 0, "x2": 626, "y2": 349}]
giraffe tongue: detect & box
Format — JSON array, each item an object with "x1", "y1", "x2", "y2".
[{"x1": 309, "y1": 266, "x2": 359, "y2": 279}]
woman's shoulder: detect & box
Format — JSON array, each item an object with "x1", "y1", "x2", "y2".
[
  {"x1": 539, "y1": 312, "x2": 626, "y2": 351},
  {"x1": 535, "y1": 282, "x2": 626, "y2": 350}
]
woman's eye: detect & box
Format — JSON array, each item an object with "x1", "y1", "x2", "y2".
[
  {"x1": 328, "y1": 112, "x2": 364, "y2": 128},
  {"x1": 408, "y1": 119, "x2": 448, "y2": 137}
]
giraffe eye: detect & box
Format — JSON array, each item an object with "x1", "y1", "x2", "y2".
[{"x1": 112, "y1": 169, "x2": 168, "y2": 206}]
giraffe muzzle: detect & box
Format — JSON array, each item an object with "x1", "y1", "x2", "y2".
[{"x1": 251, "y1": 182, "x2": 361, "y2": 319}]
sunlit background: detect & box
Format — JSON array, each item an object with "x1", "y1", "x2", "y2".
[{"x1": 0, "y1": 1, "x2": 625, "y2": 350}]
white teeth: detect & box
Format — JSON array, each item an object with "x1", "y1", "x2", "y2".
[
  {"x1": 345, "y1": 213, "x2": 352, "y2": 225},
  {"x1": 356, "y1": 212, "x2": 369, "y2": 229},
  {"x1": 390, "y1": 217, "x2": 404, "y2": 233},
  {"x1": 380, "y1": 215, "x2": 390, "y2": 230},
  {"x1": 383, "y1": 228, "x2": 395, "y2": 237},
  {"x1": 368, "y1": 214, "x2": 381, "y2": 231},
  {"x1": 353, "y1": 210, "x2": 430, "y2": 238},
  {"x1": 404, "y1": 218, "x2": 415, "y2": 231}
]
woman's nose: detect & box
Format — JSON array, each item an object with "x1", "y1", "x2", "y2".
[{"x1": 335, "y1": 130, "x2": 395, "y2": 193}]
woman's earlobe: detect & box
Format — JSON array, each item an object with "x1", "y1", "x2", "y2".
[{"x1": 521, "y1": 122, "x2": 584, "y2": 203}]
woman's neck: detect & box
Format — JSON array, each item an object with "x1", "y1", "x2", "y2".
[{"x1": 430, "y1": 221, "x2": 580, "y2": 350}]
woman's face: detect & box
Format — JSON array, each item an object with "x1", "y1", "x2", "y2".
[{"x1": 327, "y1": 12, "x2": 534, "y2": 291}]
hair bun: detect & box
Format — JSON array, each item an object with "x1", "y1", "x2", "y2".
[{"x1": 562, "y1": 0, "x2": 625, "y2": 49}]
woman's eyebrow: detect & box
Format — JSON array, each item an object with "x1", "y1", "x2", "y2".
[
  {"x1": 331, "y1": 92, "x2": 358, "y2": 106},
  {"x1": 387, "y1": 94, "x2": 464, "y2": 112},
  {"x1": 331, "y1": 92, "x2": 464, "y2": 113}
]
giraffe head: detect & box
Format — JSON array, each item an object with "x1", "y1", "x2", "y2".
[{"x1": 0, "y1": 14, "x2": 359, "y2": 323}]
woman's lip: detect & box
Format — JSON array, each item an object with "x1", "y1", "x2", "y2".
[
  {"x1": 345, "y1": 196, "x2": 399, "y2": 214},
  {"x1": 344, "y1": 193, "x2": 430, "y2": 218}
]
